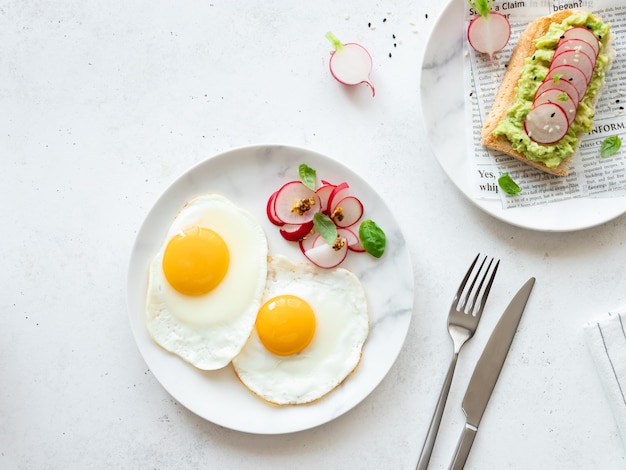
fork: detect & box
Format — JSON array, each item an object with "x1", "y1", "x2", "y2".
[{"x1": 416, "y1": 254, "x2": 499, "y2": 470}]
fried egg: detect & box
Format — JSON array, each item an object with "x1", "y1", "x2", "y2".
[
  {"x1": 145, "y1": 193, "x2": 268, "y2": 370},
  {"x1": 232, "y1": 255, "x2": 369, "y2": 405}
]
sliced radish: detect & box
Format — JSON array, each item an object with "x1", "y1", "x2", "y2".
[
  {"x1": 551, "y1": 49, "x2": 595, "y2": 82},
  {"x1": 326, "y1": 182, "x2": 350, "y2": 214},
  {"x1": 467, "y1": 11, "x2": 511, "y2": 61},
  {"x1": 266, "y1": 191, "x2": 285, "y2": 226},
  {"x1": 562, "y1": 27, "x2": 599, "y2": 56},
  {"x1": 273, "y1": 181, "x2": 321, "y2": 225},
  {"x1": 535, "y1": 78, "x2": 580, "y2": 106},
  {"x1": 302, "y1": 238, "x2": 349, "y2": 269},
  {"x1": 298, "y1": 233, "x2": 319, "y2": 253},
  {"x1": 338, "y1": 227, "x2": 365, "y2": 252},
  {"x1": 329, "y1": 195, "x2": 364, "y2": 228},
  {"x1": 545, "y1": 65, "x2": 588, "y2": 102},
  {"x1": 524, "y1": 102, "x2": 569, "y2": 144},
  {"x1": 533, "y1": 89, "x2": 577, "y2": 125},
  {"x1": 315, "y1": 183, "x2": 335, "y2": 213},
  {"x1": 555, "y1": 38, "x2": 597, "y2": 62},
  {"x1": 326, "y1": 32, "x2": 375, "y2": 96},
  {"x1": 279, "y1": 221, "x2": 314, "y2": 242}
]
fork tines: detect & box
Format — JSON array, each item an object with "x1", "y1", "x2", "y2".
[{"x1": 455, "y1": 254, "x2": 500, "y2": 317}]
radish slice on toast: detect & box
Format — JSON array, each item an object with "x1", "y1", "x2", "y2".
[
  {"x1": 555, "y1": 38, "x2": 597, "y2": 62},
  {"x1": 524, "y1": 102, "x2": 569, "y2": 144},
  {"x1": 545, "y1": 65, "x2": 588, "y2": 101},
  {"x1": 535, "y1": 78, "x2": 580, "y2": 106},
  {"x1": 551, "y1": 49, "x2": 595, "y2": 82},
  {"x1": 562, "y1": 27, "x2": 599, "y2": 56},
  {"x1": 533, "y1": 88, "x2": 577, "y2": 125}
]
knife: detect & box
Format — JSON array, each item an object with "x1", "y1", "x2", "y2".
[{"x1": 449, "y1": 277, "x2": 535, "y2": 470}]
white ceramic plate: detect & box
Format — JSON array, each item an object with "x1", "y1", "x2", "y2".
[
  {"x1": 127, "y1": 144, "x2": 414, "y2": 434},
  {"x1": 420, "y1": 0, "x2": 626, "y2": 232}
]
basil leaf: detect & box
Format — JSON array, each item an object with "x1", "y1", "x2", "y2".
[
  {"x1": 498, "y1": 173, "x2": 521, "y2": 195},
  {"x1": 359, "y1": 219, "x2": 386, "y2": 258},
  {"x1": 298, "y1": 163, "x2": 316, "y2": 191},
  {"x1": 313, "y1": 212, "x2": 337, "y2": 245},
  {"x1": 600, "y1": 136, "x2": 622, "y2": 158}
]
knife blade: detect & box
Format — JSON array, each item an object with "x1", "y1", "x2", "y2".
[{"x1": 449, "y1": 277, "x2": 535, "y2": 470}]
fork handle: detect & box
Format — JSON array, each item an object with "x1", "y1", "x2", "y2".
[{"x1": 416, "y1": 352, "x2": 459, "y2": 470}]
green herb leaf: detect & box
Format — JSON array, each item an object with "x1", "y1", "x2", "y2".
[
  {"x1": 557, "y1": 92, "x2": 569, "y2": 101},
  {"x1": 498, "y1": 173, "x2": 521, "y2": 195},
  {"x1": 467, "y1": 0, "x2": 493, "y2": 18},
  {"x1": 298, "y1": 163, "x2": 317, "y2": 190},
  {"x1": 358, "y1": 219, "x2": 386, "y2": 258},
  {"x1": 313, "y1": 212, "x2": 337, "y2": 245},
  {"x1": 600, "y1": 135, "x2": 622, "y2": 158},
  {"x1": 325, "y1": 31, "x2": 343, "y2": 51},
  {"x1": 552, "y1": 73, "x2": 564, "y2": 83}
]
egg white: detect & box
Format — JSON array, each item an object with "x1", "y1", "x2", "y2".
[
  {"x1": 145, "y1": 194, "x2": 268, "y2": 370},
  {"x1": 232, "y1": 255, "x2": 369, "y2": 405}
]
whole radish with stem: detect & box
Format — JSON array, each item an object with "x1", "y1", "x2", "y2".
[
  {"x1": 467, "y1": 0, "x2": 511, "y2": 61},
  {"x1": 326, "y1": 32, "x2": 375, "y2": 96}
]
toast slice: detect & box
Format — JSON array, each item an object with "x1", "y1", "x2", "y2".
[{"x1": 481, "y1": 10, "x2": 611, "y2": 176}]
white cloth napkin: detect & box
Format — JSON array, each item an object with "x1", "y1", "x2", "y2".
[{"x1": 584, "y1": 310, "x2": 626, "y2": 449}]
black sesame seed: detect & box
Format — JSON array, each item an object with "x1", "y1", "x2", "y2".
[
  {"x1": 394, "y1": 43, "x2": 397, "y2": 47},
  {"x1": 392, "y1": 34, "x2": 396, "y2": 39},
  {"x1": 519, "y1": 139, "x2": 523, "y2": 143},
  {"x1": 383, "y1": 18, "x2": 387, "y2": 23},
  {"x1": 620, "y1": 106, "x2": 625, "y2": 110},
  {"x1": 532, "y1": 55, "x2": 536, "y2": 60},
  {"x1": 425, "y1": 13, "x2": 428, "y2": 19},
  {"x1": 551, "y1": 112, "x2": 556, "y2": 117},
  {"x1": 470, "y1": 92, "x2": 473, "y2": 96},
  {"x1": 560, "y1": 35, "x2": 565, "y2": 39},
  {"x1": 389, "y1": 52, "x2": 392, "y2": 58},
  {"x1": 368, "y1": 22, "x2": 371, "y2": 27}
]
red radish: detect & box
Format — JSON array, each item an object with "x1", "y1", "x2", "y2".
[
  {"x1": 466, "y1": 0, "x2": 510, "y2": 61},
  {"x1": 329, "y1": 195, "x2": 364, "y2": 228},
  {"x1": 535, "y1": 78, "x2": 580, "y2": 106},
  {"x1": 551, "y1": 49, "x2": 595, "y2": 82},
  {"x1": 315, "y1": 183, "x2": 335, "y2": 213},
  {"x1": 524, "y1": 102, "x2": 569, "y2": 144},
  {"x1": 266, "y1": 191, "x2": 285, "y2": 226},
  {"x1": 273, "y1": 181, "x2": 321, "y2": 225},
  {"x1": 555, "y1": 38, "x2": 597, "y2": 62},
  {"x1": 298, "y1": 233, "x2": 318, "y2": 253},
  {"x1": 545, "y1": 65, "x2": 588, "y2": 101},
  {"x1": 326, "y1": 32, "x2": 375, "y2": 96},
  {"x1": 562, "y1": 27, "x2": 599, "y2": 56},
  {"x1": 533, "y1": 89, "x2": 577, "y2": 125},
  {"x1": 338, "y1": 228, "x2": 365, "y2": 252},
  {"x1": 279, "y1": 221, "x2": 314, "y2": 242},
  {"x1": 326, "y1": 182, "x2": 350, "y2": 214},
  {"x1": 301, "y1": 238, "x2": 349, "y2": 269}
]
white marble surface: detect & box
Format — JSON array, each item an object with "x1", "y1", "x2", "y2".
[{"x1": 2, "y1": 1, "x2": 625, "y2": 469}]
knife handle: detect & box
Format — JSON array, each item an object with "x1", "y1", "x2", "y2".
[{"x1": 449, "y1": 423, "x2": 477, "y2": 470}]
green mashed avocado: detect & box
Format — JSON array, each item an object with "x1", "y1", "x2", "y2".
[{"x1": 493, "y1": 12, "x2": 611, "y2": 168}]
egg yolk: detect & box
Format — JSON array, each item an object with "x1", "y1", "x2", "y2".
[
  {"x1": 255, "y1": 295, "x2": 316, "y2": 356},
  {"x1": 162, "y1": 226, "x2": 229, "y2": 296}
]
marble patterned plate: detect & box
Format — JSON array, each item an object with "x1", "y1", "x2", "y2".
[
  {"x1": 420, "y1": 0, "x2": 626, "y2": 232},
  {"x1": 127, "y1": 144, "x2": 414, "y2": 434}
]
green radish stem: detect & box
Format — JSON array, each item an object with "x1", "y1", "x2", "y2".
[{"x1": 325, "y1": 32, "x2": 343, "y2": 51}]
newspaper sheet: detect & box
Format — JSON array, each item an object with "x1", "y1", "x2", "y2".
[{"x1": 464, "y1": 0, "x2": 626, "y2": 209}]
